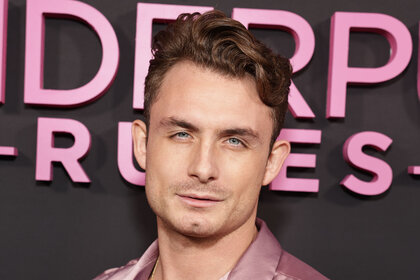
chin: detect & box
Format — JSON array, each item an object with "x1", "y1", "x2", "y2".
[
  {"x1": 169, "y1": 215, "x2": 223, "y2": 239},
  {"x1": 181, "y1": 216, "x2": 216, "y2": 236}
]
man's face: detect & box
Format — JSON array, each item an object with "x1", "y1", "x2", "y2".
[{"x1": 133, "y1": 61, "x2": 289, "y2": 239}]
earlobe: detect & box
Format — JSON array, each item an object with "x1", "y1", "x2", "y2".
[
  {"x1": 132, "y1": 120, "x2": 148, "y2": 170},
  {"x1": 262, "y1": 140, "x2": 290, "y2": 186}
]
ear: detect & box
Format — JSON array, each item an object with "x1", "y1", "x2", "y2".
[
  {"x1": 262, "y1": 140, "x2": 290, "y2": 186},
  {"x1": 132, "y1": 120, "x2": 148, "y2": 170}
]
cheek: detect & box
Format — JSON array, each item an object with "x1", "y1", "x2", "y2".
[
  {"x1": 226, "y1": 149, "x2": 268, "y2": 174},
  {"x1": 221, "y1": 152, "x2": 268, "y2": 194},
  {"x1": 146, "y1": 140, "x2": 188, "y2": 185}
]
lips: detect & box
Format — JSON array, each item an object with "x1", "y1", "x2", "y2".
[{"x1": 177, "y1": 193, "x2": 223, "y2": 208}]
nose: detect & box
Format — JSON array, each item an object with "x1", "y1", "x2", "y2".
[{"x1": 187, "y1": 140, "x2": 219, "y2": 183}]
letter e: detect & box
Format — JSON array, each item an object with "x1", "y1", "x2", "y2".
[
  {"x1": 271, "y1": 129, "x2": 321, "y2": 192},
  {"x1": 133, "y1": 3, "x2": 213, "y2": 109}
]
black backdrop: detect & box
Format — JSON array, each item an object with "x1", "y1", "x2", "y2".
[{"x1": 0, "y1": 0, "x2": 419, "y2": 279}]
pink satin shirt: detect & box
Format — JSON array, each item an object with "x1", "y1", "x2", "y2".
[{"x1": 94, "y1": 219, "x2": 328, "y2": 280}]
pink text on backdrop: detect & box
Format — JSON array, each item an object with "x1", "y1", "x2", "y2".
[
  {"x1": 408, "y1": 166, "x2": 420, "y2": 175},
  {"x1": 271, "y1": 129, "x2": 322, "y2": 192},
  {"x1": 0, "y1": 0, "x2": 7, "y2": 104},
  {"x1": 418, "y1": 22, "x2": 420, "y2": 102},
  {"x1": 341, "y1": 131, "x2": 393, "y2": 195},
  {"x1": 0, "y1": 146, "x2": 17, "y2": 157},
  {"x1": 116, "y1": 125, "x2": 323, "y2": 191},
  {"x1": 412, "y1": 21, "x2": 420, "y2": 176},
  {"x1": 118, "y1": 122, "x2": 145, "y2": 186},
  {"x1": 24, "y1": 0, "x2": 119, "y2": 107},
  {"x1": 232, "y1": 8, "x2": 315, "y2": 119},
  {"x1": 133, "y1": 3, "x2": 213, "y2": 109},
  {"x1": 327, "y1": 12, "x2": 412, "y2": 118},
  {"x1": 0, "y1": 1, "x2": 414, "y2": 193},
  {"x1": 36, "y1": 117, "x2": 91, "y2": 183}
]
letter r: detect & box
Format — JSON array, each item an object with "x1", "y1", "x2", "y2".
[{"x1": 36, "y1": 117, "x2": 91, "y2": 183}]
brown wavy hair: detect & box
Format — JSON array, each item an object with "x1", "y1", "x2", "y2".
[{"x1": 144, "y1": 10, "x2": 292, "y2": 147}]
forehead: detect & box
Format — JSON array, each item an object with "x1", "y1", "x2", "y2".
[{"x1": 149, "y1": 61, "x2": 273, "y2": 136}]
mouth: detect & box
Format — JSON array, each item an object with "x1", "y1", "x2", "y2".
[{"x1": 176, "y1": 193, "x2": 223, "y2": 208}]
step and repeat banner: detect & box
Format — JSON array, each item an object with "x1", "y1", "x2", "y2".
[{"x1": 0, "y1": 0, "x2": 419, "y2": 279}]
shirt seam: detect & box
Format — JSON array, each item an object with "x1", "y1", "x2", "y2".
[{"x1": 276, "y1": 271, "x2": 302, "y2": 280}]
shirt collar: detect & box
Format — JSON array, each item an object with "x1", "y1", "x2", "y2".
[
  {"x1": 131, "y1": 240, "x2": 159, "y2": 280},
  {"x1": 129, "y1": 218, "x2": 282, "y2": 280},
  {"x1": 227, "y1": 218, "x2": 282, "y2": 279}
]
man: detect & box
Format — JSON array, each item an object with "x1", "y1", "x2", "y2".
[{"x1": 95, "y1": 10, "x2": 327, "y2": 280}]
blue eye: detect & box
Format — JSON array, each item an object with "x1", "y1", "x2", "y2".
[
  {"x1": 228, "y1": 138, "x2": 242, "y2": 146},
  {"x1": 175, "y1": 132, "x2": 190, "y2": 138}
]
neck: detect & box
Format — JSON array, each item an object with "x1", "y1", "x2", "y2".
[{"x1": 153, "y1": 217, "x2": 258, "y2": 280}]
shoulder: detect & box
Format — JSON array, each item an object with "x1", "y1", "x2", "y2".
[
  {"x1": 93, "y1": 240, "x2": 159, "y2": 280},
  {"x1": 235, "y1": 219, "x2": 328, "y2": 280},
  {"x1": 93, "y1": 258, "x2": 140, "y2": 280},
  {"x1": 275, "y1": 250, "x2": 329, "y2": 280}
]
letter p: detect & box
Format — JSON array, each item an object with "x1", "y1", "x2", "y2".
[{"x1": 327, "y1": 12, "x2": 412, "y2": 118}]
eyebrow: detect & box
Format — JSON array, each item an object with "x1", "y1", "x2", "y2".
[{"x1": 159, "y1": 117, "x2": 199, "y2": 132}]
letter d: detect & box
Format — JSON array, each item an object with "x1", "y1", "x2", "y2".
[{"x1": 24, "y1": 0, "x2": 119, "y2": 107}]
